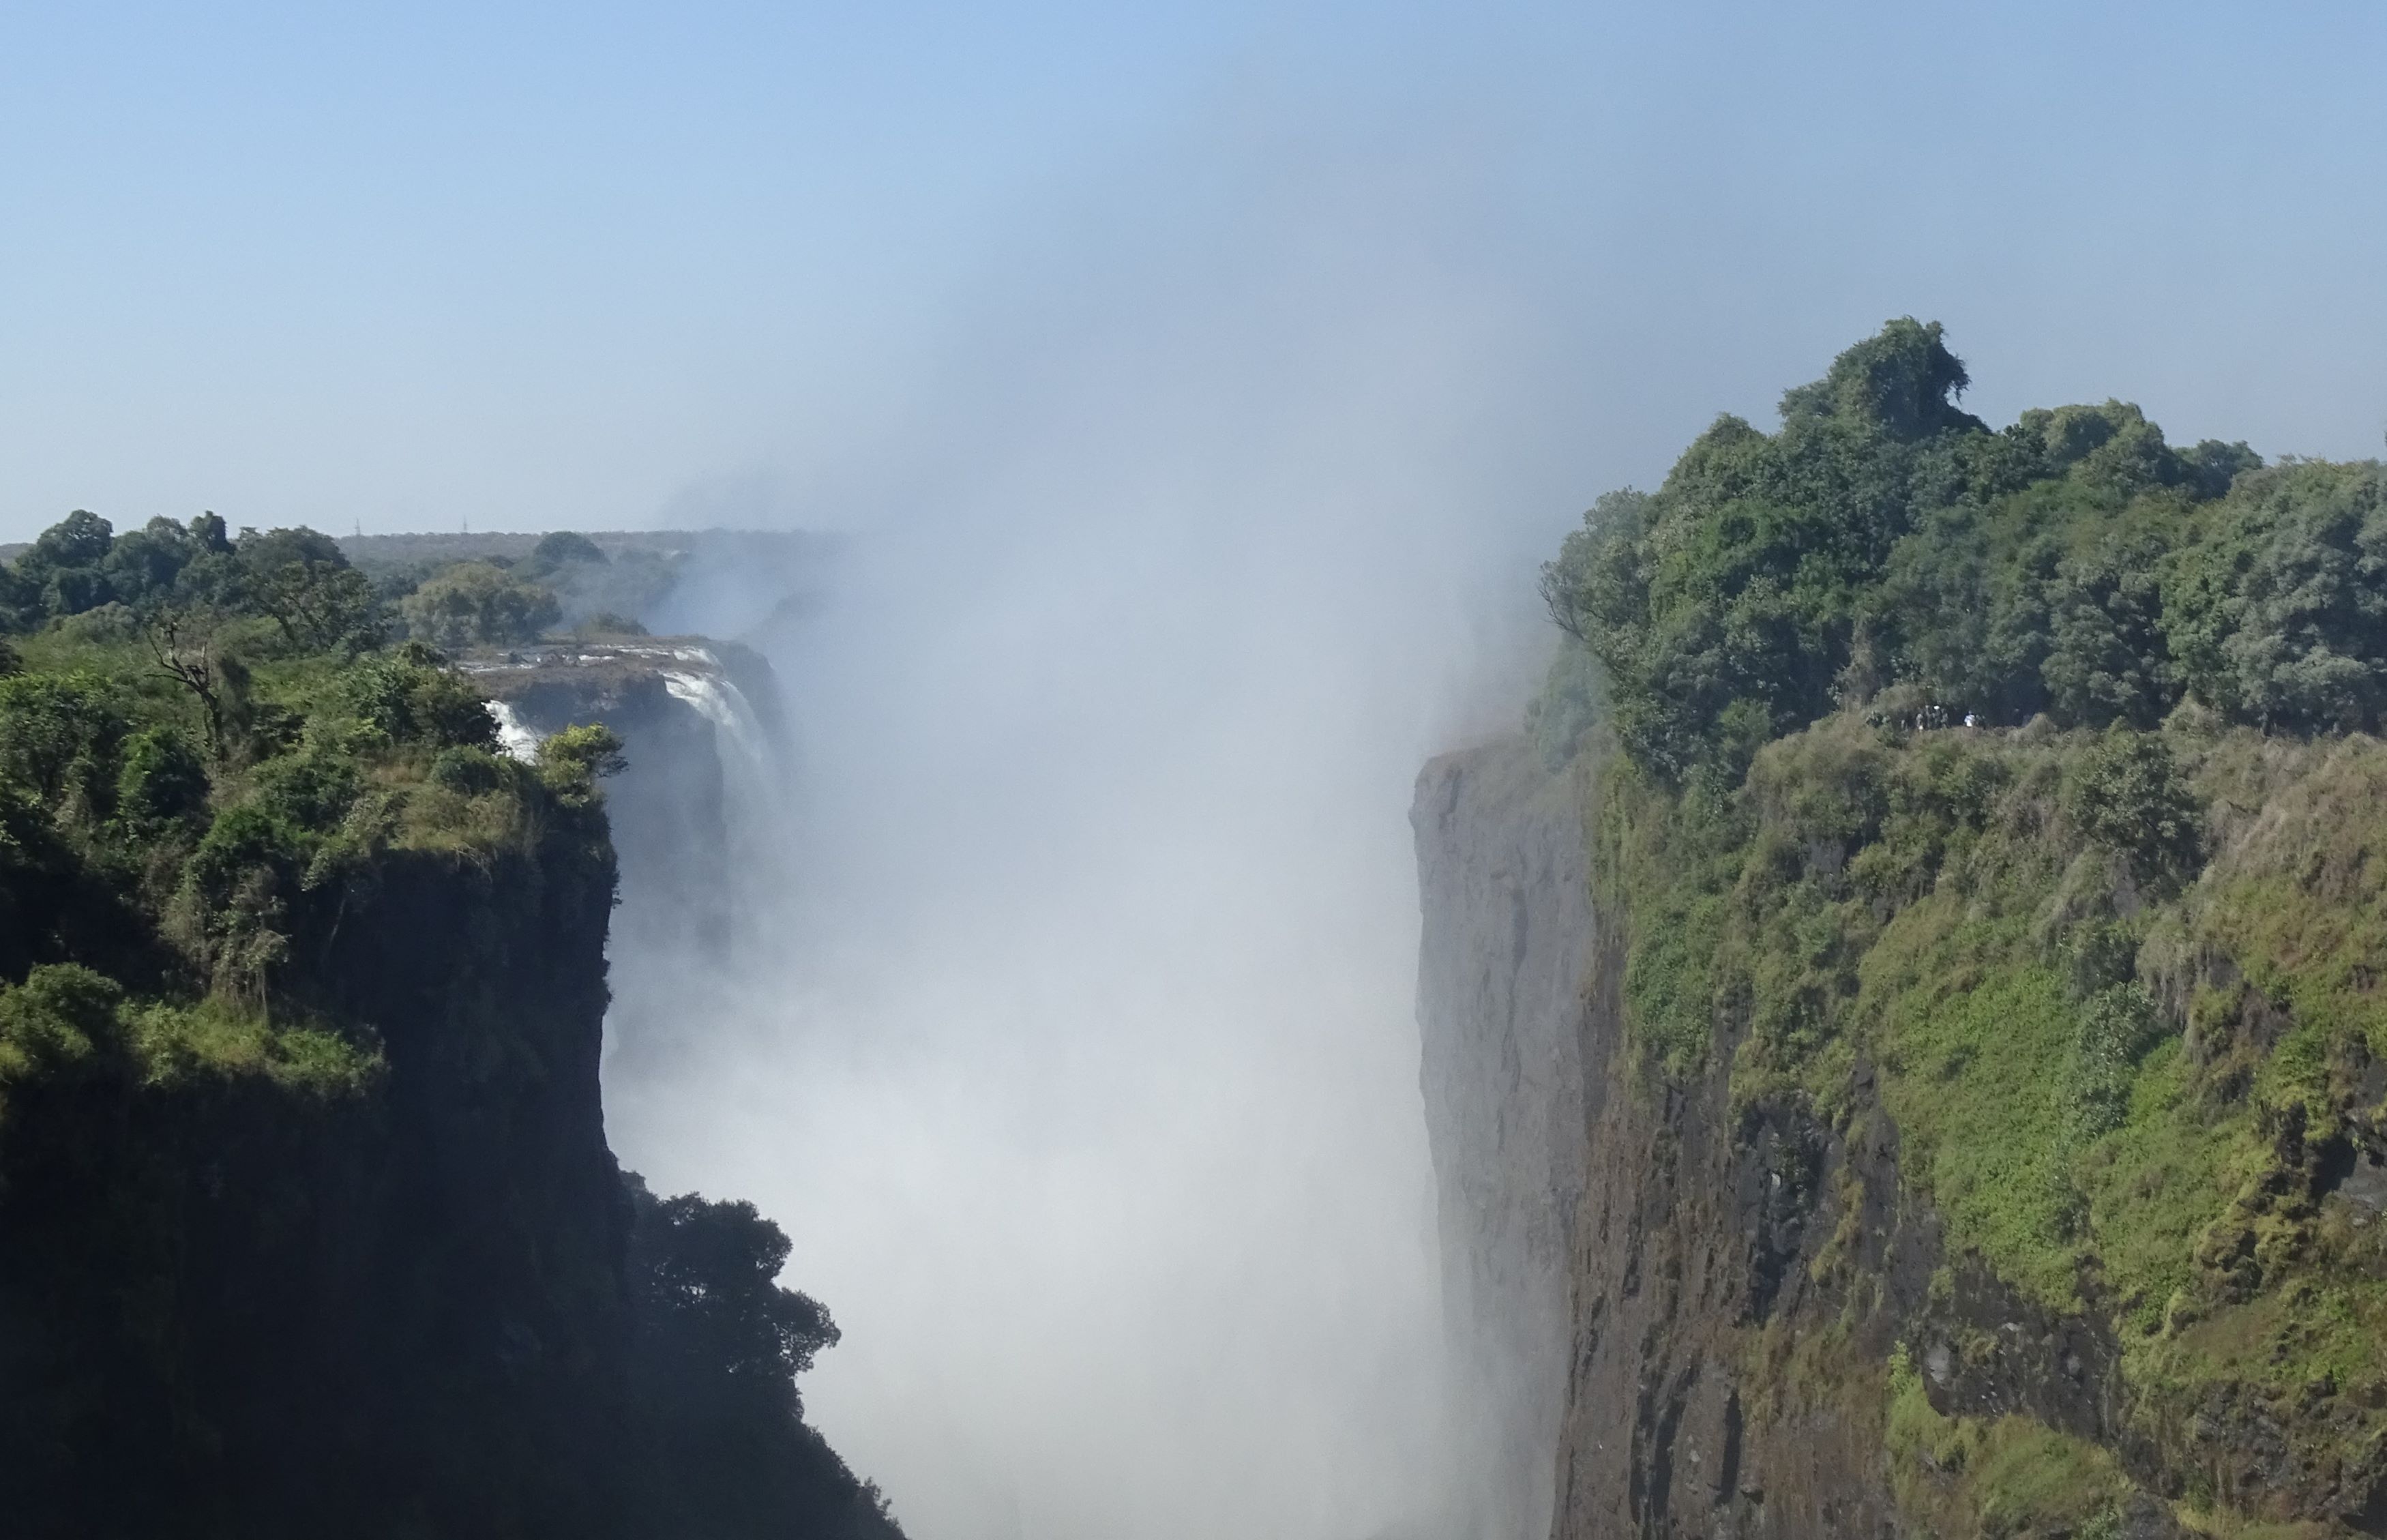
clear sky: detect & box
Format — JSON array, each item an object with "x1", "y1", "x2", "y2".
[{"x1": 3, "y1": 1, "x2": 2383, "y2": 542}]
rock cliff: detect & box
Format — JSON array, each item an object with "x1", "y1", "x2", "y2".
[
  {"x1": 0, "y1": 627, "x2": 890, "y2": 1539},
  {"x1": 1414, "y1": 733, "x2": 2147, "y2": 1539},
  {"x1": 1419, "y1": 718, "x2": 2387, "y2": 1539}
]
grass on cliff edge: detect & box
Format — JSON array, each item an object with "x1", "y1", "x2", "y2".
[
  {"x1": 1885, "y1": 1341, "x2": 2136, "y2": 1539},
  {"x1": 0, "y1": 627, "x2": 621, "y2": 1119},
  {"x1": 1593, "y1": 709, "x2": 2387, "y2": 1517}
]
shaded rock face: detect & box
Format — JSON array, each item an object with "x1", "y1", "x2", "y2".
[
  {"x1": 1548, "y1": 1018, "x2": 1912, "y2": 1540},
  {"x1": 1411, "y1": 740, "x2": 1594, "y2": 1540},
  {"x1": 0, "y1": 814, "x2": 635, "y2": 1536}
]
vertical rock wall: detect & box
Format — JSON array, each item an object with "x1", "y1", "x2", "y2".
[
  {"x1": 1411, "y1": 739, "x2": 1594, "y2": 1540},
  {"x1": 1413, "y1": 739, "x2": 1913, "y2": 1540}
]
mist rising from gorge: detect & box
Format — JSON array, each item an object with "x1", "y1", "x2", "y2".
[
  {"x1": 563, "y1": 31, "x2": 2387, "y2": 1532},
  {"x1": 596, "y1": 128, "x2": 1573, "y2": 1540}
]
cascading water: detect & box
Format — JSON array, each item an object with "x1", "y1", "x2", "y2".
[
  {"x1": 661, "y1": 657, "x2": 781, "y2": 895},
  {"x1": 489, "y1": 700, "x2": 546, "y2": 762}
]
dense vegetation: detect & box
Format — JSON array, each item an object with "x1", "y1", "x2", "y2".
[
  {"x1": 1539, "y1": 323, "x2": 2387, "y2": 1533},
  {"x1": 1535, "y1": 317, "x2": 2364, "y2": 779},
  {"x1": 0, "y1": 517, "x2": 894, "y2": 1537}
]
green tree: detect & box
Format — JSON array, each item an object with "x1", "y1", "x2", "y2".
[
  {"x1": 236, "y1": 526, "x2": 383, "y2": 652},
  {"x1": 100, "y1": 517, "x2": 199, "y2": 608},
  {"x1": 2176, "y1": 461, "x2": 2387, "y2": 732},
  {"x1": 2041, "y1": 532, "x2": 2176, "y2": 728},
  {"x1": 398, "y1": 562, "x2": 561, "y2": 648},
  {"x1": 525, "y1": 530, "x2": 608, "y2": 578},
  {"x1": 1541, "y1": 319, "x2": 1993, "y2": 776},
  {"x1": 10, "y1": 510, "x2": 117, "y2": 622},
  {"x1": 114, "y1": 726, "x2": 210, "y2": 828},
  {"x1": 0, "y1": 675, "x2": 128, "y2": 823}
]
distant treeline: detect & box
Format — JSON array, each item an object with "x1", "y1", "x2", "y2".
[
  {"x1": 1, "y1": 515, "x2": 840, "y2": 653},
  {"x1": 0, "y1": 513, "x2": 663, "y2": 649}
]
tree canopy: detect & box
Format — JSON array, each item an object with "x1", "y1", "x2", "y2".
[{"x1": 1537, "y1": 319, "x2": 2331, "y2": 780}]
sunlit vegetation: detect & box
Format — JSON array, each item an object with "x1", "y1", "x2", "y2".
[{"x1": 1541, "y1": 321, "x2": 2387, "y2": 1532}]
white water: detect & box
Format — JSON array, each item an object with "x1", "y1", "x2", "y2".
[
  {"x1": 488, "y1": 700, "x2": 545, "y2": 763},
  {"x1": 660, "y1": 665, "x2": 770, "y2": 779}
]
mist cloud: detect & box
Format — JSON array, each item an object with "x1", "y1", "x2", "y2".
[{"x1": 602, "y1": 107, "x2": 1566, "y2": 1540}]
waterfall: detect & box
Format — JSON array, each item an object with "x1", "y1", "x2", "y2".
[
  {"x1": 488, "y1": 700, "x2": 547, "y2": 762},
  {"x1": 470, "y1": 644, "x2": 797, "y2": 1041},
  {"x1": 659, "y1": 657, "x2": 786, "y2": 917},
  {"x1": 659, "y1": 660, "x2": 771, "y2": 778}
]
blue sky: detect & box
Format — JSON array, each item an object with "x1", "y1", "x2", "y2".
[{"x1": 3, "y1": 1, "x2": 2383, "y2": 541}]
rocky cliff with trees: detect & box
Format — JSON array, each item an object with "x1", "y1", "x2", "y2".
[
  {"x1": 1421, "y1": 321, "x2": 2387, "y2": 1537},
  {"x1": 0, "y1": 514, "x2": 895, "y2": 1537}
]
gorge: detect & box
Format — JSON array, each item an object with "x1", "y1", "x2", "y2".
[{"x1": 10, "y1": 319, "x2": 2387, "y2": 1540}]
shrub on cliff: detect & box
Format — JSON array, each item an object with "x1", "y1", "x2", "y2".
[
  {"x1": 340, "y1": 640, "x2": 502, "y2": 750},
  {"x1": 539, "y1": 722, "x2": 628, "y2": 799}
]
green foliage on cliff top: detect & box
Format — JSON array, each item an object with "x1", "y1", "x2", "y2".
[
  {"x1": 1595, "y1": 704, "x2": 2387, "y2": 1519},
  {"x1": 0, "y1": 617, "x2": 566, "y2": 1006},
  {"x1": 1539, "y1": 319, "x2": 2382, "y2": 781}
]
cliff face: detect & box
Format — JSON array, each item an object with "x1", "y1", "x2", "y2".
[
  {"x1": 1420, "y1": 719, "x2": 2387, "y2": 1540},
  {"x1": 0, "y1": 783, "x2": 638, "y2": 1534},
  {"x1": 1412, "y1": 739, "x2": 1592, "y2": 1540},
  {"x1": 1429, "y1": 329, "x2": 2387, "y2": 1540},
  {"x1": 1414, "y1": 735, "x2": 2133, "y2": 1540},
  {"x1": 1541, "y1": 908, "x2": 1916, "y2": 1540}
]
